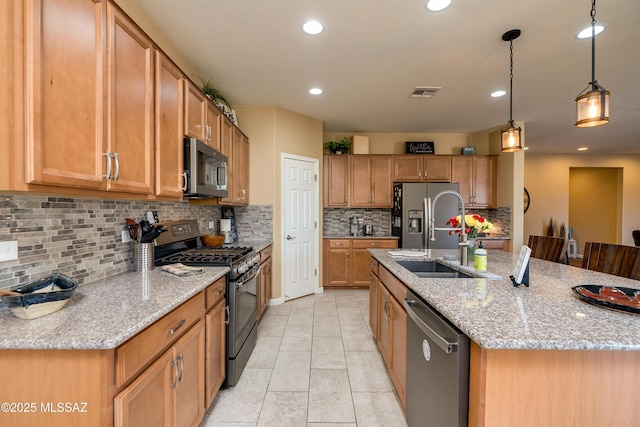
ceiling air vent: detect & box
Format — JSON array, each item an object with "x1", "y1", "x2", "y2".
[{"x1": 409, "y1": 86, "x2": 441, "y2": 98}]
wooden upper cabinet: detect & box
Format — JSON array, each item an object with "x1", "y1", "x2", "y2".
[
  {"x1": 218, "y1": 117, "x2": 234, "y2": 205},
  {"x1": 184, "y1": 81, "x2": 207, "y2": 140},
  {"x1": 206, "y1": 103, "x2": 222, "y2": 151},
  {"x1": 217, "y1": 118, "x2": 248, "y2": 206},
  {"x1": 106, "y1": 4, "x2": 154, "y2": 194},
  {"x1": 24, "y1": 0, "x2": 106, "y2": 190},
  {"x1": 451, "y1": 155, "x2": 497, "y2": 208},
  {"x1": 393, "y1": 155, "x2": 451, "y2": 182},
  {"x1": 350, "y1": 155, "x2": 393, "y2": 208},
  {"x1": 323, "y1": 155, "x2": 349, "y2": 207},
  {"x1": 155, "y1": 52, "x2": 184, "y2": 198}
]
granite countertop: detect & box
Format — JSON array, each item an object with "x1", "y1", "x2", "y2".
[
  {"x1": 369, "y1": 248, "x2": 640, "y2": 351},
  {"x1": 0, "y1": 267, "x2": 228, "y2": 350},
  {"x1": 238, "y1": 240, "x2": 272, "y2": 253}
]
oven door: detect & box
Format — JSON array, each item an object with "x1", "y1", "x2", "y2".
[{"x1": 227, "y1": 264, "x2": 259, "y2": 357}]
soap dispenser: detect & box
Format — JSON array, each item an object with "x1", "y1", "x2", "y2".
[{"x1": 475, "y1": 241, "x2": 487, "y2": 272}]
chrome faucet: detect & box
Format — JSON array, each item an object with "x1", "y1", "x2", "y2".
[{"x1": 428, "y1": 190, "x2": 472, "y2": 266}]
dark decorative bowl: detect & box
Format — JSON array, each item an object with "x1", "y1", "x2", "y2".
[{"x1": 2, "y1": 273, "x2": 78, "y2": 320}]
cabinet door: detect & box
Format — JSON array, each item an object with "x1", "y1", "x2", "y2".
[
  {"x1": 389, "y1": 295, "x2": 407, "y2": 407},
  {"x1": 106, "y1": 4, "x2": 154, "y2": 194},
  {"x1": 393, "y1": 155, "x2": 422, "y2": 181},
  {"x1": 219, "y1": 116, "x2": 234, "y2": 204},
  {"x1": 376, "y1": 284, "x2": 392, "y2": 366},
  {"x1": 325, "y1": 240, "x2": 350, "y2": 287},
  {"x1": 370, "y1": 155, "x2": 393, "y2": 207},
  {"x1": 258, "y1": 257, "x2": 272, "y2": 319},
  {"x1": 472, "y1": 156, "x2": 497, "y2": 208},
  {"x1": 205, "y1": 301, "x2": 226, "y2": 407},
  {"x1": 173, "y1": 319, "x2": 205, "y2": 427},
  {"x1": 349, "y1": 155, "x2": 372, "y2": 207},
  {"x1": 114, "y1": 351, "x2": 173, "y2": 427},
  {"x1": 231, "y1": 127, "x2": 249, "y2": 205},
  {"x1": 352, "y1": 247, "x2": 374, "y2": 286},
  {"x1": 184, "y1": 81, "x2": 207, "y2": 140},
  {"x1": 323, "y1": 155, "x2": 349, "y2": 207},
  {"x1": 154, "y1": 52, "x2": 184, "y2": 198},
  {"x1": 451, "y1": 156, "x2": 474, "y2": 206},
  {"x1": 25, "y1": 0, "x2": 106, "y2": 190},
  {"x1": 423, "y1": 155, "x2": 452, "y2": 182},
  {"x1": 206, "y1": 103, "x2": 221, "y2": 151},
  {"x1": 369, "y1": 268, "x2": 378, "y2": 338}
]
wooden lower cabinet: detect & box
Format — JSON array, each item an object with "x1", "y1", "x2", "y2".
[
  {"x1": 324, "y1": 239, "x2": 397, "y2": 287},
  {"x1": 205, "y1": 277, "x2": 227, "y2": 408},
  {"x1": 258, "y1": 246, "x2": 273, "y2": 320},
  {"x1": 368, "y1": 258, "x2": 379, "y2": 337},
  {"x1": 115, "y1": 319, "x2": 205, "y2": 427},
  {"x1": 373, "y1": 264, "x2": 407, "y2": 408}
]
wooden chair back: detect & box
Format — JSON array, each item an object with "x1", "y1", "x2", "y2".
[
  {"x1": 527, "y1": 235, "x2": 568, "y2": 264},
  {"x1": 581, "y1": 242, "x2": 640, "y2": 280}
]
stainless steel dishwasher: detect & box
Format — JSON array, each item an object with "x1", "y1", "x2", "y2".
[{"x1": 404, "y1": 290, "x2": 470, "y2": 427}]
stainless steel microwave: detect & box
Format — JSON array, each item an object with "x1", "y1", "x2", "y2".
[{"x1": 183, "y1": 138, "x2": 228, "y2": 199}]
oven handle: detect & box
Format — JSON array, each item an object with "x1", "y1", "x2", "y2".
[{"x1": 233, "y1": 265, "x2": 260, "y2": 287}]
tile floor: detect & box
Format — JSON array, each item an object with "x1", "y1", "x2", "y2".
[{"x1": 200, "y1": 289, "x2": 407, "y2": 427}]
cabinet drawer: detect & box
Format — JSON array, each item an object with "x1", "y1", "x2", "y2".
[
  {"x1": 260, "y1": 245, "x2": 272, "y2": 263},
  {"x1": 206, "y1": 277, "x2": 226, "y2": 310},
  {"x1": 352, "y1": 239, "x2": 398, "y2": 249},
  {"x1": 379, "y1": 266, "x2": 408, "y2": 305},
  {"x1": 116, "y1": 292, "x2": 205, "y2": 388},
  {"x1": 328, "y1": 239, "x2": 350, "y2": 249}
]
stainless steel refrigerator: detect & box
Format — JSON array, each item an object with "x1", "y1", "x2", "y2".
[{"x1": 392, "y1": 182, "x2": 460, "y2": 249}]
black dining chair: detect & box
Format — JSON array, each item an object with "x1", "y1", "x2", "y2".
[{"x1": 633, "y1": 230, "x2": 640, "y2": 247}]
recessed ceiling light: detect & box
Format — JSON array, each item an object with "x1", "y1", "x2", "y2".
[
  {"x1": 577, "y1": 146, "x2": 589, "y2": 151},
  {"x1": 303, "y1": 20, "x2": 323, "y2": 35},
  {"x1": 577, "y1": 25, "x2": 605, "y2": 39},
  {"x1": 425, "y1": 0, "x2": 452, "y2": 12},
  {"x1": 491, "y1": 90, "x2": 506, "y2": 98},
  {"x1": 309, "y1": 88, "x2": 323, "y2": 95}
]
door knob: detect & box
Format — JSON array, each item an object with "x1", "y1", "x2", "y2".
[{"x1": 286, "y1": 235, "x2": 295, "y2": 240}]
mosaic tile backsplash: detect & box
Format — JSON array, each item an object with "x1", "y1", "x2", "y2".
[{"x1": 0, "y1": 194, "x2": 273, "y2": 290}]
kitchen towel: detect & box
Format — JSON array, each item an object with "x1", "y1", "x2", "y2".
[{"x1": 160, "y1": 263, "x2": 204, "y2": 276}]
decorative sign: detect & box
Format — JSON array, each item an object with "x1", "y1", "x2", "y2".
[{"x1": 406, "y1": 141, "x2": 434, "y2": 154}]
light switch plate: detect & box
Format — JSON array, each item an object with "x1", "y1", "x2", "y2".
[
  {"x1": 208, "y1": 221, "x2": 215, "y2": 229},
  {"x1": 0, "y1": 240, "x2": 18, "y2": 262}
]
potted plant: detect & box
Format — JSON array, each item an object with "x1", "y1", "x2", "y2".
[
  {"x1": 324, "y1": 137, "x2": 352, "y2": 154},
  {"x1": 192, "y1": 74, "x2": 233, "y2": 111}
]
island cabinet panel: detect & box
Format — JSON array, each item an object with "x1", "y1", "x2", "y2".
[
  {"x1": 323, "y1": 155, "x2": 349, "y2": 207},
  {"x1": 451, "y1": 155, "x2": 497, "y2": 208},
  {"x1": 469, "y1": 342, "x2": 640, "y2": 427},
  {"x1": 24, "y1": 0, "x2": 107, "y2": 190},
  {"x1": 155, "y1": 51, "x2": 184, "y2": 198},
  {"x1": 369, "y1": 257, "x2": 380, "y2": 336},
  {"x1": 394, "y1": 155, "x2": 452, "y2": 182},
  {"x1": 374, "y1": 265, "x2": 407, "y2": 408}
]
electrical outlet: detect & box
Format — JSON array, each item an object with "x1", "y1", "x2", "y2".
[
  {"x1": 122, "y1": 230, "x2": 133, "y2": 243},
  {"x1": 208, "y1": 221, "x2": 215, "y2": 229},
  {"x1": 0, "y1": 240, "x2": 18, "y2": 262}
]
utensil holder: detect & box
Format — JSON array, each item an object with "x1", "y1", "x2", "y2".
[{"x1": 133, "y1": 242, "x2": 154, "y2": 272}]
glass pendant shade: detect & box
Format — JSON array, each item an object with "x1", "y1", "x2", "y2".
[
  {"x1": 501, "y1": 121, "x2": 522, "y2": 152},
  {"x1": 575, "y1": 84, "x2": 610, "y2": 127}
]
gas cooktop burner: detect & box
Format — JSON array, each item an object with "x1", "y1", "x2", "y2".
[{"x1": 159, "y1": 246, "x2": 253, "y2": 266}]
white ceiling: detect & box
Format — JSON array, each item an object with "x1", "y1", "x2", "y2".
[{"x1": 132, "y1": 0, "x2": 640, "y2": 154}]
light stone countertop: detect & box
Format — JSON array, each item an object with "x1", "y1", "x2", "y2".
[
  {"x1": 370, "y1": 248, "x2": 640, "y2": 351},
  {"x1": 323, "y1": 235, "x2": 400, "y2": 239},
  {"x1": 0, "y1": 267, "x2": 228, "y2": 350}
]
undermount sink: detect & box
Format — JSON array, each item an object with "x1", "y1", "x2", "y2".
[{"x1": 397, "y1": 260, "x2": 475, "y2": 279}]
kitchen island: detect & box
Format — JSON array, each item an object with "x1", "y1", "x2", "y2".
[
  {"x1": 0, "y1": 267, "x2": 228, "y2": 426},
  {"x1": 369, "y1": 248, "x2": 640, "y2": 427}
]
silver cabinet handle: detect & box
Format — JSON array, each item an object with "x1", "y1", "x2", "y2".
[
  {"x1": 182, "y1": 172, "x2": 188, "y2": 191},
  {"x1": 168, "y1": 319, "x2": 185, "y2": 334},
  {"x1": 170, "y1": 359, "x2": 178, "y2": 388},
  {"x1": 112, "y1": 152, "x2": 120, "y2": 181},
  {"x1": 286, "y1": 235, "x2": 295, "y2": 240},
  {"x1": 177, "y1": 354, "x2": 184, "y2": 382},
  {"x1": 225, "y1": 305, "x2": 230, "y2": 325},
  {"x1": 103, "y1": 151, "x2": 112, "y2": 180}
]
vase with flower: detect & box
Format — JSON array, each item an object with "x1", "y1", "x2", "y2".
[{"x1": 445, "y1": 214, "x2": 494, "y2": 260}]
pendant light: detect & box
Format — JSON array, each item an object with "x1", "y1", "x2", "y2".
[
  {"x1": 501, "y1": 29, "x2": 522, "y2": 152},
  {"x1": 575, "y1": 0, "x2": 609, "y2": 127}
]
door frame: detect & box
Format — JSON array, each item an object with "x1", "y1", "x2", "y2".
[{"x1": 280, "y1": 153, "x2": 321, "y2": 301}]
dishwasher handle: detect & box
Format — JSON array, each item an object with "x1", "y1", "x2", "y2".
[{"x1": 405, "y1": 298, "x2": 458, "y2": 354}]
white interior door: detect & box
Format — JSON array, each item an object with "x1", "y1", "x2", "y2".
[{"x1": 282, "y1": 154, "x2": 318, "y2": 300}]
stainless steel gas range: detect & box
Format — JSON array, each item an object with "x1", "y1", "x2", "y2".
[{"x1": 154, "y1": 220, "x2": 259, "y2": 387}]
